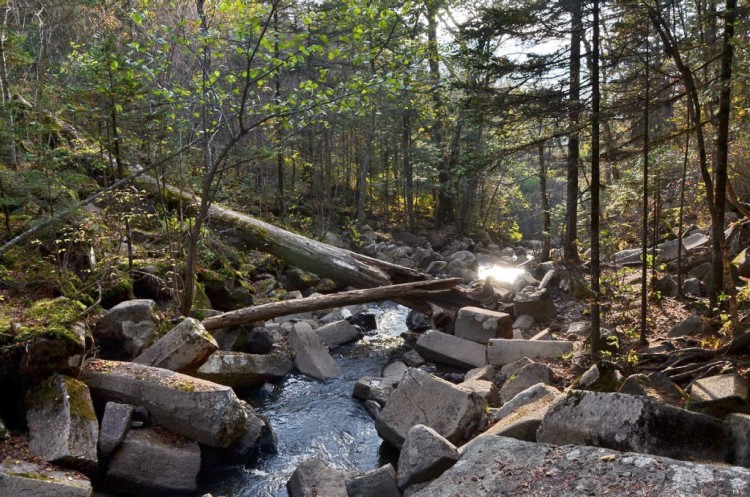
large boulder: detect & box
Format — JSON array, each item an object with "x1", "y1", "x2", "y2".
[
  {"x1": 498, "y1": 361, "x2": 553, "y2": 404},
  {"x1": 26, "y1": 374, "x2": 98, "y2": 472},
  {"x1": 397, "y1": 424, "x2": 459, "y2": 489},
  {"x1": 346, "y1": 464, "x2": 400, "y2": 497},
  {"x1": 15, "y1": 298, "x2": 88, "y2": 377},
  {"x1": 133, "y1": 318, "x2": 217, "y2": 372},
  {"x1": 487, "y1": 339, "x2": 573, "y2": 366},
  {"x1": 193, "y1": 351, "x2": 293, "y2": 387},
  {"x1": 289, "y1": 322, "x2": 341, "y2": 381},
  {"x1": 409, "y1": 435, "x2": 750, "y2": 497},
  {"x1": 486, "y1": 383, "x2": 561, "y2": 441},
  {"x1": 80, "y1": 359, "x2": 246, "y2": 447},
  {"x1": 415, "y1": 330, "x2": 487, "y2": 369},
  {"x1": 512, "y1": 287, "x2": 557, "y2": 322},
  {"x1": 0, "y1": 459, "x2": 93, "y2": 497},
  {"x1": 688, "y1": 373, "x2": 750, "y2": 419},
  {"x1": 93, "y1": 299, "x2": 161, "y2": 360},
  {"x1": 618, "y1": 372, "x2": 687, "y2": 407},
  {"x1": 454, "y1": 307, "x2": 513, "y2": 343},
  {"x1": 316, "y1": 319, "x2": 361, "y2": 348},
  {"x1": 105, "y1": 427, "x2": 200, "y2": 495},
  {"x1": 375, "y1": 368, "x2": 485, "y2": 449},
  {"x1": 287, "y1": 458, "x2": 348, "y2": 497},
  {"x1": 537, "y1": 390, "x2": 730, "y2": 463}
]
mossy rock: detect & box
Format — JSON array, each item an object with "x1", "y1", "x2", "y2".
[{"x1": 14, "y1": 298, "x2": 87, "y2": 377}]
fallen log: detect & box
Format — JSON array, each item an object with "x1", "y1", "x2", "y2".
[
  {"x1": 202, "y1": 278, "x2": 462, "y2": 331},
  {"x1": 137, "y1": 174, "x2": 424, "y2": 290},
  {"x1": 136, "y1": 173, "x2": 499, "y2": 320}
]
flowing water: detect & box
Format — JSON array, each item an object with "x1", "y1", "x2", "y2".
[{"x1": 200, "y1": 302, "x2": 410, "y2": 497}]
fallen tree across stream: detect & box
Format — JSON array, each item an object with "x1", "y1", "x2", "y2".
[
  {"x1": 136, "y1": 173, "x2": 501, "y2": 322},
  {"x1": 201, "y1": 278, "x2": 462, "y2": 331}
]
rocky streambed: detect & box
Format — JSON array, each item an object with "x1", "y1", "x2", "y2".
[{"x1": 3, "y1": 229, "x2": 750, "y2": 497}]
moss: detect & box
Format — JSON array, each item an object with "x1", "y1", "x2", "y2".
[
  {"x1": 193, "y1": 282, "x2": 211, "y2": 310},
  {"x1": 64, "y1": 377, "x2": 97, "y2": 423},
  {"x1": 9, "y1": 471, "x2": 56, "y2": 482},
  {"x1": 14, "y1": 297, "x2": 86, "y2": 344}
]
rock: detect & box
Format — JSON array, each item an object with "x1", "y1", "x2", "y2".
[
  {"x1": 499, "y1": 357, "x2": 534, "y2": 376},
  {"x1": 538, "y1": 269, "x2": 556, "y2": 289},
  {"x1": 566, "y1": 321, "x2": 591, "y2": 338},
  {"x1": 346, "y1": 464, "x2": 401, "y2": 497},
  {"x1": 353, "y1": 377, "x2": 397, "y2": 406},
  {"x1": 15, "y1": 298, "x2": 88, "y2": 377},
  {"x1": 80, "y1": 359, "x2": 246, "y2": 447},
  {"x1": 289, "y1": 322, "x2": 341, "y2": 381},
  {"x1": 316, "y1": 320, "x2": 360, "y2": 348},
  {"x1": 193, "y1": 351, "x2": 293, "y2": 388},
  {"x1": 133, "y1": 318, "x2": 217, "y2": 372},
  {"x1": 668, "y1": 314, "x2": 705, "y2": 337},
  {"x1": 454, "y1": 306, "x2": 513, "y2": 343},
  {"x1": 0, "y1": 417, "x2": 9, "y2": 440},
  {"x1": 735, "y1": 249, "x2": 750, "y2": 278},
  {"x1": 618, "y1": 372, "x2": 687, "y2": 407},
  {"x1": 347, "y1": 310, "x2": 378, "y2": 331},
  {"x1": 727, "y1": 413, "x2": 750, "y2": 467},
  {"x1": 415, "y1": 330, "x2": 487, "y2": 369},
  {"x1": 688, "y1": 261, "x2": 713, "y2": 280},
  {"x1": 364, "y1": 400, "x2": 381, "y2": 419},
  {"x1": 375, "y1": 362, "x2": 402, "y2": 383},
  {"x1": 464, "y1": 365, "x2": 495, "y2": 382},
  {"x1": 682, "y1": 277, "x2": 704, "y2": 296},
  {"x1": 287, "y1": 458, "x2": 348, "y2": 497},
  {"x1": 26, "y1": 374, "x2": 98, "y2": 472},
  {"x1": 485, "y1": 383, "x2": 560, "y2": 441},
  {"x1": 202, "y1": 403, "x2": 273, "y2": 464},
  {"x1": 657, "y1": 238, "x2": 686, "y2": 262},
  {"x1": 424, "y1": 260, "x2": 447, "y2": 276},
  {"x1": 655, "y1": 275, "x2": 678, "y2": 297},
  {"x1": 445, "y1": 250, "x2": 478, "y2": 271},
  {"x1": 283, "y1": 267, "x2": 320, "y2": 291},
  {"x1": 537, "y1": 390, "x2": 731, "y2": 463},
  {"x1": 513, "y1": 287, "x2": 558, "y2": 322},
  {"x1": 688, "y1": 373, "x2": 750, "y2": 419},
  {"x1": 460, "y1": 379, "x2": 498, "y2": 405},
  {"x1": 398, "y1": 424, "x2": 459, "y2": 489},
  {"x1": 499, "y1": 362, "x2": 553, "y2": 404},
  {"x1": 244, "y1": 327, "x2": 276, "y2": 354},
  {"x1": 530, "y1": 328, "x2": 553, "y2": 340},
  {"x1": 0, "y1": 458, "x2": 92, "y2": 497},
  {"x1": 375, "y1": 368, "x2": 484, "y2": 449},
  {"x1": 401, "y1": 350, "x2": 425, "y2": 367},
  {"x1": 93, "y1": 300, "x2": 161, "y2": 360},
  {"x1": 511, "y1": 314, "x2": 535, "y2": 331},
  {"x1": 409, "y1": 435, "x2": 750, "y2": 497},
  {"x1": 683, "y1": 231, "x2": 710, "y2": 251},
  {"x1": 99, "y1": 402, "x2": 135, "y2": 458},
  {"x1": 612, "y1": 247, "x2": 645, "y2": 265},
  {"x1": 571, "y1": 361, "x2": 623, "y2": 392},
  {"x1": 487, "y1": 339, "x2": 574, "y2": 366},
  {"x1": 106, "y1": 428, "x2": 200, "y2": 494},
  {"x1": 406, "y1": 310, "x2": 431, "y2": 332}
]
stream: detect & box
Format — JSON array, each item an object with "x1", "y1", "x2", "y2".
[{"x1": 199, "y1": 302, "x2": 410, "y2": 497}]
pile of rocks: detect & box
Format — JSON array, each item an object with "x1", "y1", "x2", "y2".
[
  {"x1": 0, "y1": 295, "x2": 377, "y2": 496},
  {"x1": 289, "y1": 301, "x2": 750, "y2": 497}
]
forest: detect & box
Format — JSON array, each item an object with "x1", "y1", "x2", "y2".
[{"x1": 1, "y1": 0, "x2": 750, "y2": 495}]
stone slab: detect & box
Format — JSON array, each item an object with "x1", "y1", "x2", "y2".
[
  {"x1": 194, "y1": 351, "x2": 293, "y2": 387},
  {"x1": 0, "y1": 459, "x2": 92, "y2": 497},
  {"x1": 410, "y1": 435, "x2": 750, "y2": 497},
  {"x1": 487, "y1": 339, "x2": 574, "y2": 366},
  {"x1": 287, "y1": 458, "x2": 347, "y2": 497},
  {"x1": 415, "y1": 330, "x2": 487, "y2": 369},
  {"x1": 133, "y1": 317, "x2": 217, "y2": 372},
  {"x1": 80, "y1": 359, "x2": 246, "y2": 448},
  {"x1": 289, "y1": 322, "x2": 341, "y2": 381},
  {"x1": 454, "y1": 306, "x2": 513, "y2": 343}
]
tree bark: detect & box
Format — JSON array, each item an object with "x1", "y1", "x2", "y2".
[
  {"x1": 590, "y1": 0, "x2": 602, "y2": 358},
  {"x1": 563, "y1": 0, "x2": 582, "y2": 264},
  {"x1": 202, "y1": 278, "x2": 461, "y2": 330}
]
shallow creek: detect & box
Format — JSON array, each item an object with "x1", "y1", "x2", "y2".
[{"x1": 200, "y1": 302, "x2": 409, "y2": 497}]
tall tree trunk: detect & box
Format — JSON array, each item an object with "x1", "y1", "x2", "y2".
[
  {"x1": 426, "y1": 1, "x2": 453, "y2": 224},
  {"x1": 716, "y1": 0, "x2": 739, "y2": 331},
  {"x1": 640, "y1": 37, "x2": 650, "y2": 345},
  {"x1": 564, "y1": 0, "x2": 582, "y2": 264},
  {"x1": 539, "y1": 142, "x2": 551, "y2": 261},
  {"x1": 403, "y1": 107, "x2": 414, "y2": 230},
  {"x1": 590, "y1": 0, "x2": 602, "y2": 358},
  {"x1": 0, "y1": 8, "x2": 17, "y2": 170},
  {"x1": 357, "y1": 110, "x2": 376, "y2": 224}
]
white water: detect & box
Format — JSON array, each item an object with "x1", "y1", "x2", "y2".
[{"x1": 477, "y1": 264, "x2": 526, "y2": 283}]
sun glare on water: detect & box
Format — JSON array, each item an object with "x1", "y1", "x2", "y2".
[{"x1": 477, "y1": 265, "x2": 525, "y2": 284}]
